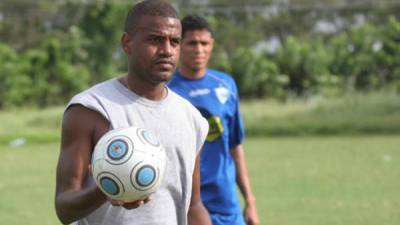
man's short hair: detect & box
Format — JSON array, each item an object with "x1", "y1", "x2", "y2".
[
  {"x1": 124, "y1": 0, "x2": 179, "y2": 34},
  {"x1": 181, "y1": 14, "x2": 213, "y2": 38}
]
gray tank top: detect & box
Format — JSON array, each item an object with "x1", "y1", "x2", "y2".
[{"x1": 67, "y1": 78, "x2": 208, "y2": 225}]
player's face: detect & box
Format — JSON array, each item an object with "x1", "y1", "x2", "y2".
[
  {"x1": 122, "y1": 16, "x2": 181, "y2": 84},
  {"x1": 180, "y1": 29, "x2": 214, "y2": 73}
]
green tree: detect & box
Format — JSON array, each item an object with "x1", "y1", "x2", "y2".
[
  {"x1": 78, "y1": 2, "x2": 130, "y2": 83},
  {"x1": 330, "y1": 22, "x2": 381, "y2": 91},
  {"x1": 375, "y1": 16, "x2": 400, "y2": 92}
]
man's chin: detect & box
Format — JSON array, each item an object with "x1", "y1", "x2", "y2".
[
  {"x1": 190, "y1": 64, "x2": 206, "y2": 71},
  {"x1": 152, "y1": 71, "x2": 173, "y2": 83}
]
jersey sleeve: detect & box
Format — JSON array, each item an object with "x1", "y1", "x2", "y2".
[
  {"x1": 194, "y1": 107, "x2": 209, "y2": 155},
  {"x1": 66, "y1": 92, "x2": 110, "y2": 122},
  {"x1": 228, "y1": 80, "x2": 245, "y2": 150}
]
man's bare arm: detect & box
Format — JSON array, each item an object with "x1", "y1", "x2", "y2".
[
  {"x1": 55, "y1": 105, "x2": 109, "y2": 224},
  {"x1": 187, "y1": 155, "x2": 212, "y2": 225},
  {"x1": 231, "y1": 144, "x2": 260, "y2": 225}
]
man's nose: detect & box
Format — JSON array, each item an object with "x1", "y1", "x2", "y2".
[
  {"x1": 194, "y1": 43, "x2": 202, "y2": 52},
  {"x1": 159, "y1": 40, "x2": 174, "y2": 57}
]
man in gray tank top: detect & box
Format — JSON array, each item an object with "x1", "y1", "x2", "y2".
[{"x1": 54, "y1": 1, "x2": 211, "y2": 225}]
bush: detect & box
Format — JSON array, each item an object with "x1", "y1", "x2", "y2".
[
  {"x1": 274, "y1": 36, "x2": 334, "y2": 96},
  {"x1": 0, "y1": 44, "x2": 31, "y2": 108},
  {"x1": 24, "y1": 37, "x2": 90, "y2": 107},
  {"x1": 231, "y1": 48, "x2": 288, "y2": 98},
  {"x1": 211, "y1": 47, "x2": 288, "y2": 99},
  {"x1": 0, "y1": 31, "x2": 90, "y2": 108}
]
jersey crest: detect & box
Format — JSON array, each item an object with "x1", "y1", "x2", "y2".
[{"x1": 214, "y1": 86, "x2": 229, "y2": 104}]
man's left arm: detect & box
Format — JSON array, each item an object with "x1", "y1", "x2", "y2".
[
  {"x1": 188, "y1": 155, "x2": 212, "y2": 225},
  {"x1": 231, "y1": 144, "x2": 260, "y2": 225}
]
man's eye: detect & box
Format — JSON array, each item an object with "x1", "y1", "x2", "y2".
[
  {"x1": 172, "y1": 39, "x2": 181, "y2": 46},
  {"x1": 150, "y1": 37, "x2": 163, "y2": 43}
]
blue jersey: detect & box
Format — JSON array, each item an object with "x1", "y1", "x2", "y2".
[{"x1": 168, "y1": 69, "x2": 244, "y2": 214}]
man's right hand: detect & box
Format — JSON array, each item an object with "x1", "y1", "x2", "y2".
[{"x1": 110, "y1": 196, "x2": 152, "y2": 209}]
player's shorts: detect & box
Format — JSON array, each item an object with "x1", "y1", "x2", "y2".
[{"x1": 210, "y1": 211, "x2": 245, "y2": 225}]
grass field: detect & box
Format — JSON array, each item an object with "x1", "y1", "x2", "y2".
[
  {"x1": 0, "y1": 143, "x2": 59, "y2": 225},
  {"x1": 1, "y1": 136, "x2": 399, "y2": 225},
  {"x1": 244, "y1": 136, "x2": 400, "y2": 225},
  {"x1": 0, "y1": 92, "x2": 399, "y2": 224}
]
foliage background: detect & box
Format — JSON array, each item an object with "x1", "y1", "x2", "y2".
[{"x1": 1, "y1": 0, "x2": 400, "y2": 108}]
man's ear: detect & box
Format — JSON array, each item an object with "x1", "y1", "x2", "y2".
[
  {"x1": 121, "y1": 32, "x2": 132, "y2": 55},
  {"x1": 210, "y1": 37, "x2": 215, "y2": 51}
]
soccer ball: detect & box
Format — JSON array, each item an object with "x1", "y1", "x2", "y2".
[{"x1": 91, "y1": 126, "x2": 167, "y2": 202}]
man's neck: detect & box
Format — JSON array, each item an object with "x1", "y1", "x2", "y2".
[
  {"x1": 121, "y1": 75, "x2": 167, "y2": 101},
  {"x1": 179, "y1": 67, "x2": 206, "y2": 80}
]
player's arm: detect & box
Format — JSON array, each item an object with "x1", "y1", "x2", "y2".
[
  {"x1": 231, "y1": 144, "x2": 260, "y2": 225},
  {"x1": 55, "y1": 105, "x2": 110, "y2": 224},
  {"x1": 187, "y1": 155, "x2": 212, "y2": 225}
]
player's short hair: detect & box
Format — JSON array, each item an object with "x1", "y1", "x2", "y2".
[
  {"x1": 181, "y1": 14, "x2": 213, "y2": 38},
  {"x1": 124, "y1": 0, "x2": 179, "y2": 34}
]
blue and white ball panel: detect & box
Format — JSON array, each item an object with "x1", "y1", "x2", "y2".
[
  {"x1": 100, "y1": 177, "x2": 120, "y2": 196},
  {"x1": 104, "y1": 136, "x2": 133, "y2": 165},
  {"x1": 136, "y1": 165, "x2": 156, "y2": 187},
  {"x1": 96, "y1": 172, "x2": 124, "y2": 198},
  {"x1": 107, "y1": 139, "x2": 128, "y2": 160},
  {"x1": 137, "y1": 129, "x2": 160, "y2": 147},
  {"x1": 130, "y1": 163, "x2": 159, "y2": 191}
]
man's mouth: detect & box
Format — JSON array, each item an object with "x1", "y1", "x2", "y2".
[
  {"x1": 155, "y1": 60, "x2": 174, "y2": 71},
  {"x1": 157, "y1": 59, "x2": 174, "y2": 65},
  {"x1": 193, "y1": 57, "x2": 205, "y2": 63}
]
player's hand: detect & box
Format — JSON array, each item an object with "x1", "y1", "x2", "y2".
[
  {"x1": 244, "y1": 199, "x2": 260, "y2": 225},
  {"x1": 109, "y1": 196, "x2": 152, "y2": 210},
  {"x1": 88, "y1": 164, "x2": 93, "y2": 176}
]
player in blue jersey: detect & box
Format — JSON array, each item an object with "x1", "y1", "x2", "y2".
[{"x1": 168, "y1": 15, "x2": 260, "y2": 225}]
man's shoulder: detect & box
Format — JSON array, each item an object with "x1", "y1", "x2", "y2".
[
  {"x1": 168, "y1": 89, "x2": 208, "y2": 123},
  {"x1": 71, "y1": 78, "x2": 117, "y2": 100},
  {"x1": 207, "y1": 68, "x2": 230, "y2": 75},
  {"x1": 168, "y1": 72, "x2": 184, "y2": 87},
  {"x1": 168, "y1": 89, "x2": 204, "y2": 114},
  {"x1": 206, "y1": 69, "x2": 238, "y2": 94},
  {"x1": 66, "y1": 78, "x2": 120, "y2": 115},
  {"x1": 168, "y1": 88, "x2": 194, "y2": 108},
  {"x1": 207, "y1": 68, "x2": 233, "y2": 79},
  {"x1": 81, "y1": 78, "x2": 117, "y2": 94},
  {"x1": 207, "y1": 69, "x2": 236, "y2": 85}
]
